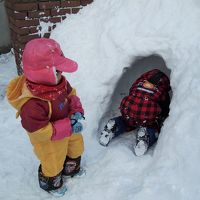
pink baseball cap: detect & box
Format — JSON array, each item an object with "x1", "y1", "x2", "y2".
[{"x1": 22, "y1": 38, "x2": 78, "y2": 84}]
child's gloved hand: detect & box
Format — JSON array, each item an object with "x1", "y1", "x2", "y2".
[
  {"x1": 70, "y1": 112, "x2": 84, "y2": 133},
  {"x1": 71, "y1": 121, "x2": 83, "y2": 133},
  {"x1": 71, "y1": 112, "x2": 84, "y2": 120}
]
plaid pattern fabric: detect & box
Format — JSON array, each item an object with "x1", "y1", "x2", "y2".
[{"x1": 120, "y1": 69, "x2": 170, "y2": 129}]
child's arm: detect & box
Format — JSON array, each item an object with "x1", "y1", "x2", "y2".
[
  {"x1": 64, "y1": 80, "x2": 84, "y2": 116},
  {"x1": 20, "y1": 99, "x2": 72, "y2": 142},
  {"x1": 67, "y1": 87, "x2": 84, "y2": 116},
  {"x1": 68, "y1": 93, "x2": 84, "y2": 116},
  {"x1": 67, "y1": 87, "x2": 84, "y2": 134}
]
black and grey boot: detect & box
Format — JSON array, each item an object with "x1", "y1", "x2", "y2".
[
  {"x1": 134, "y1": 127, "x2": 149, "y2": 156},
  {"x1": 99, "y1": 119, "x2": 117, "y2": 146},
  {"x1": 38, "y1": 165, "x2": 67, "y2": 197},
  {"x1": 62, "y1": 156, "x2": 85, "y2": 177}
]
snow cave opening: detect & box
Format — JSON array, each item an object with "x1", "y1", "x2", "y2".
[{"x1": 99, "y1": 54, "x2": 172, "y2": 131}]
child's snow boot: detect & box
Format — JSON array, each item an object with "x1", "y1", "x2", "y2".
[
  {"x1": 62, "y1": 156, "x2": 86, "y2": 178},
  {"x1": 38, "y1": 165, "x2": 67, "y2": 197},
  {"x1": 134, "y1": 127, "x2": 149, "y2": 156},
  {"x1": 99, "y1": 119, "x2": 116, "y2": 146}
]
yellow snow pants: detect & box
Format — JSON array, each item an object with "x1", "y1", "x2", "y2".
[{"x1": 30, "y1": 133, "x2": 84, "y2": 177}]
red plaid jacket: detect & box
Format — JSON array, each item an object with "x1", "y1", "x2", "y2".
[{"x1": 120, "y1": 69, "x2": 171, "y2": 130}]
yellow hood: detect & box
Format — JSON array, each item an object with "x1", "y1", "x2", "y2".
[{"x1": 6, "y1": 75, "x2": 34, "y2": 114}]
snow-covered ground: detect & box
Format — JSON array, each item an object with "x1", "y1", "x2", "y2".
[{"x1": 1, "y1": 0, "x2": 200, "y2": 199}]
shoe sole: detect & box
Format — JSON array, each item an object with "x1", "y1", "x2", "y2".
[
  {"x1": 134, "y1": 140, "x2": 148, "y2": 156},
  {"x1": 48, "y1": 186, "x2": 67, "y2": 197},
  {"x1": 99, "y1": 130, "x2": 114, "y2": 146}
]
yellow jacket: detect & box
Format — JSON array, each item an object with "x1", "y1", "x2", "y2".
[{"x1": 6, "y1": 75, "x2": 84, "y2": 177}]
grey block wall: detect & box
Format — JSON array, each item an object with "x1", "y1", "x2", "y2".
[{"x1": 0, "y1": 0, "x2": 11, "y2": 54}]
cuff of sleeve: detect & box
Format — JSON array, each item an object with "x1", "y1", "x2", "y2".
[{"x1": 51, "y1": 118, "x2": 72, "y2": 141}]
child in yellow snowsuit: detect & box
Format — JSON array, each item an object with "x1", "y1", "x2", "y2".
[{"x1": 7, "y1": 38, "x2": 84, "y2": 197}]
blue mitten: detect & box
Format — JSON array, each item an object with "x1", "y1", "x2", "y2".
[
  {"x1": 71, "y1": 112, "x2": 84, "y2": 133},
  {"x1": 71, "y1": 122, "x2": 83, "y2": 133},
  {"x1": 71, "y1": 112, "x2": 84, "y2": 120}
]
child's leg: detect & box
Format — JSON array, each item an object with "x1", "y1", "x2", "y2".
[
  {"x1": 38, "y1": 166, "x2": 67, "y2": 197},
  {"x1": 113, "y1": 116, "x2": 127, "y2": 136},
  {"x1": 63, "y1": 134, "x2": 84, "y2": 177},
  {"x1": 34, "y1": 138, "x2": 70, "y2": 196},
  {"x1": 99, "y1": 116, "x2": 127, "y2": 146},
  {"x1": 134, "y1": 127, "x2": 158, "y2": 156},
  {"x1": 146, "y1": 127, "x2": 158, "y2": 147},
  {"x1": 62, "y1": 156, "x2": 81, "y2": 176},
  {"x1": 38, "y1": 165, "x2": 64, "y2": 191}
]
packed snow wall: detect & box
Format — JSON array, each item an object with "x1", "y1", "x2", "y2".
[{"x1": 49, "y1": 0, "x2": 200, "y2": 199}]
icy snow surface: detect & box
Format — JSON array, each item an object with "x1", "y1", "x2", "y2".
[{"x1": 1, "y1": 0, "x2": 200, "y2": 199}]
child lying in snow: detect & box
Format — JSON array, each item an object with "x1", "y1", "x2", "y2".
[
  {"x1": 99, "y1": 69, "x2": 171, "y2": 156},
  {"x1": 7, "y1": 38, "x2": 85, "y2": 197}
]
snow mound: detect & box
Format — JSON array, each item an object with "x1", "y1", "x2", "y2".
[
  {"x1": 51, "y1": 0, "x2": 200, "y2": 199},
  {"x1": 1, "y1": 0, "x2": 200, "y2": 199}
]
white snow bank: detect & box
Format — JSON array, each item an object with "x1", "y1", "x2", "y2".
[
  {"x1": 0, "y1": 52, "x2": 16, "y2": 99},
  {"x1": 1, "y1": 0, "x2": 200, "y2": 199},
  {"x1": 51, "y1": 0, "x2": 200, "y2": 199}
]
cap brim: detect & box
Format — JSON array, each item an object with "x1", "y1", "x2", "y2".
[{"x1": 55, "y1": 55, "x2": 78, "y2": 73}]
